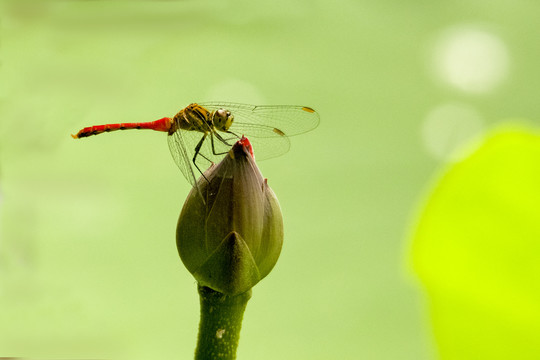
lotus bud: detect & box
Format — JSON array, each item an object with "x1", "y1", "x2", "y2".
[{"x1": 176, "y1": 137, "x2": 283, "y2": 295}]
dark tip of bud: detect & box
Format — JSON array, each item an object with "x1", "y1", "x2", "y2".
[{"x1": 230, "y1": 136, "x2": 254, "y2": 159}]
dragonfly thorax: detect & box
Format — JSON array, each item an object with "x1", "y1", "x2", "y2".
[{"x1": 173, "y1": 103, "x2": 233, "y2": 134}]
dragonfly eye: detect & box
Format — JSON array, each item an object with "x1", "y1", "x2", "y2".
[
  {"x1": 213, "y1": 108, "x2": 233, "y2": 131},
  {"x1": 216, "y1": 109, "x2": 227, "y2": 118}
]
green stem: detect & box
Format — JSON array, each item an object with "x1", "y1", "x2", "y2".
[{"x1": 195, "y1": 285, "x2": 252, "y2": 360}]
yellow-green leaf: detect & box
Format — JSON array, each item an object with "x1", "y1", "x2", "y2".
[{"x1": 411, "y1": 125, "x2": 540, "y2": 360}]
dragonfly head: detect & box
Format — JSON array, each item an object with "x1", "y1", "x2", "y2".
[{"x1": 213, "y1": 108, "x2": 234, "y2": 131}]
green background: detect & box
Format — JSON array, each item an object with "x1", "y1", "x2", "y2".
[{"x1": 1, "y1": 1, "x2": 539, "y2": 359}]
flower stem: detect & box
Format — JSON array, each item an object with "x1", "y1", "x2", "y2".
[{"x1": 194, "y1": 285, "x2": 252, "y2": 360}]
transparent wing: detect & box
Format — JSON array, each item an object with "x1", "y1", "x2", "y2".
[
  {"x1": 180, "y1": 129, "x2": 230, "y2": 168},
  {"x1": 199, "y1": 102, "x2": 320, "y2": 137},
  {"x1": 167, "y1": 102, "x2": 319, "y2": 184},
  {"x1": 167, "y1": 129, "x2": 200, "y2": 187},
  {"x1": 198, "y1": 102, "x2": 319, "y2": 160},
  {"x1": 168, "y1": 128, "x2": 232, "y2": 184}
]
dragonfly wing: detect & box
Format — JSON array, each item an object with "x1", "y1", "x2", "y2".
[
  {"x1": 199, "y1": 102, "x2": 316, "y2": 160},
  {"x1": 168, "y1": 128, "x2": 232, "y2": 186},
  {"x1": 220, "y1": 123, "x2": 291, "y2": 160},
  {"x1": 183, "y1": 129, "x2": 231, "y2": 166},
  {"x1": 167, "y1": 129, "x2": 198, "y2": 188},
  {"x1": 245, "y1": 132, "x2": 290, "y2": 160},
  {"x1": 199, "y1": 102, "x2": 320, "y2": 137}
]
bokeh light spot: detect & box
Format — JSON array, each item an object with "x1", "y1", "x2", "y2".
[
  {"x1": 422, "y1": 103, "x2": 485, "y2": 162},
  {"x1": 205, "y1": 79, "x2": 265, "y2": 104},
  {"x1": 431, "y1": 26, "x2": 510, "y2": 94}
]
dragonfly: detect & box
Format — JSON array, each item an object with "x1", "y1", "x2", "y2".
[{"x1": 72, "y1": 102, "x2": 320, "y2": 189}]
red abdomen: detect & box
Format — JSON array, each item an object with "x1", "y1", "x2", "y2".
[{"x1": 72, "y1": 117, "x2": 173, "y2": 138}]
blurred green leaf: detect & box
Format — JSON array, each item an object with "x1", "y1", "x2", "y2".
[{"x1": 412, "y1": 125, "x2": 540, "y2": 360}]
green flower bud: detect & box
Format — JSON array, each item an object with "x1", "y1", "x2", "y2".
[{"x1": 176, "y1": 137, "x2": 283, "y2": 295}]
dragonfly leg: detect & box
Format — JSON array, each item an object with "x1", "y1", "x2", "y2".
[
  {"x1": 225, "y1": 130, "x2": 241, "y2": 141},
  {"x1": 214, "y1": 132, "x2": 233, "y2": 146},
  {"x1": 217, "y1": 130, "x2": 240, "y2": 144},
  {"x1": 211, "y1": 132, "x2": 232, "y2": 156},
  {"x1": 193, "y1": 133, "x2": 212, "y2": 183}
]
